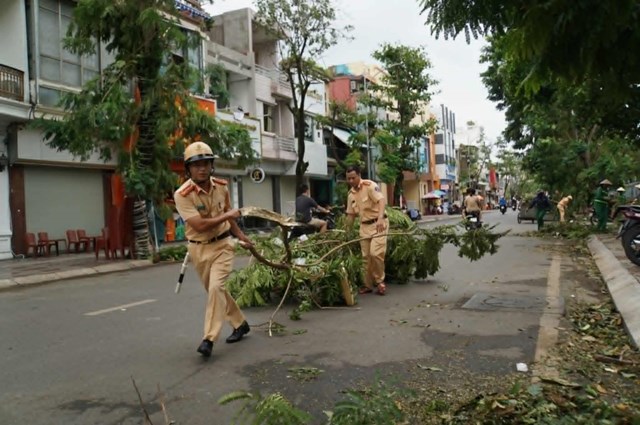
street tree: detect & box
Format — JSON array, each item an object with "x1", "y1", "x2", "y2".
[
  {"x1": 255, "y1": 0, "x2": 352, "y2": 190},
  {"x1": 480, "y1": 34, "x2": 640, "y2": 206},
  {"x1": 32, "y1": 0, "x2": 256, "y2": 258},
  {"x1": 369, "y1": 43, "x2": 438, "y2": 205},
  {"x1": 418, "y1": 0, "x2": 640, "y2": 102}
]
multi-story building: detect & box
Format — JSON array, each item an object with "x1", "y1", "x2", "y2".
[
  {"x1": 326, "y1": 63, "x2": 389, "y2": 183},
  {"x1": 455, "y1": 121, "x2": 489, "y2": 200},
  {"x1": 0, "y1": 0, "x2": 32, "y2": 259},
  {"x1": 403, "y1": 107, "x2": 439, "y2": 212},
  {"x1": 431, "y1": 104, "x2": 457, "y2": 202},
  {"x1": 207, "y1": 7, "x2": 328, "y2": 221},
  {"x1": 2, "y1": 0, "x2": 127, "y2": 257}
]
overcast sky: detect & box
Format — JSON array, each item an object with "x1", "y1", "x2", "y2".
[{"x1": 204, "y1": 0, "x2": 506, "y2": 142}]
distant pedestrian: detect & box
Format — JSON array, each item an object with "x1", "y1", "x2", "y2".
[
  {"x1": 593, "y1": 179, "x2": 612, "y2": 231},
  {"x1": 556, "y1": 195, "x2": 572, "y2": 223},
  {"x1": 530, "y1": 190, "x2": 551, "y2": 230}
]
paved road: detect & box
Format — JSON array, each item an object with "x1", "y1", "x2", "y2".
[{"x1": 0, "y1": 210, "x2": 593, "y2": 424}]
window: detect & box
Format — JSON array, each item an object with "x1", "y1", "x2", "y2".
[
  {"x1": 435, "y1": 134, "x2": 444, "y2": 145},
  {"x1": 39, "y1": 0, "x2": 99, "y2": 95},
  {"x1": 295, "y1": 114, "x2": 315, "y2": 141},
  {"x1": 435, "y1": 154, "x2": 445, "y2": 164},
  {"x1": 263, "y1": 104, "x2": 273, "y2": 133}
]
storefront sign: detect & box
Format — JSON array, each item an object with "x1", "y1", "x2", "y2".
[{"x1": 250, "y1": 167, "x2": 266, "y2": 183}]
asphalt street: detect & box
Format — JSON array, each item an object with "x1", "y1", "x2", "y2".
[{"x1": 0, "y1": 210, "x2": 599, "y2": 424}]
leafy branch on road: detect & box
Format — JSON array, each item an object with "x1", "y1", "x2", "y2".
[{"x1": 225, "y1": 207, "x2": 508, "y2": 324}]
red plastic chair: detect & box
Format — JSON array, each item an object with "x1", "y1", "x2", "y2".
[
  {"x1": 25, "y1": 233, "x2": 44, "y2": 257},
  {"x1": 37, "y1": 232, "x2": 61, "y2": 256},
  {"x1": 95, "y1": 227, "x2": 110, "y2": 260},
  {"x1": 77, "y1": 229, "x2": 95, "y2": 252},
  {"x1": 66, "y1": 230, "x2": 87, "y2": 253}
]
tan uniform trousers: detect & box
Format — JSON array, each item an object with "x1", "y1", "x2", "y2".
[
  {"x1": 359, "y1": 219, "x2": 388, "y2": 288},
  {"x1": 557, "y1": 204, "x2": 566, "y2": 222},
  {"x1": 188, "y1": 238, "x2": 245, "y2": 342}
]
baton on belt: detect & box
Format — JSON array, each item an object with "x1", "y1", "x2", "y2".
[{"x1": 175, "y1": 251, "x2": 190, "y2": 294}]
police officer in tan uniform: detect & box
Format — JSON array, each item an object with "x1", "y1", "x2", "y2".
[
  {"x1": 557, "y1": 195, "x2": 572, "y2": 222},
  {"x1": 173, "y1": 142, "x2": 253, "y2": 358},
  {"x1": 344, "y1": 165, "x2": 388, "y2": 295}
]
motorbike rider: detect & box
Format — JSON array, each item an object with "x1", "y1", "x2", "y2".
[
  {"x1": 295, "y1": 184, "x2": 331, "y2": 233},
  {"x1": 463, "y1": 188, "x2": 483, "y2": 220},
  {"x1": 499, "y1": 196, "x2": 507, "y2": 211}
]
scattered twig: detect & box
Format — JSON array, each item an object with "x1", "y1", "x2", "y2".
[
  {"x1": 594, "y1": 354, "x2": 638, "y2": 366},
  {"x1": 131, "y1": 376, "x2": 154, "y2": 425},
  {"x1": 157, "y1": 383, "x2": 171, "y2": 425},
  {"x1": 268, "y1": 272, "x2": 295, "y2": 337}
]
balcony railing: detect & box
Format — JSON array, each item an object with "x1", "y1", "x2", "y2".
[
  {"x1": 262, "y1": 133, "x2": 297, "y2": 161},
  {"x1": 255, "y1": 64, "x2": 293, "y2": 99},
  {"x1": 0, "y1": 65, "x2": 24, "y2": 102}
]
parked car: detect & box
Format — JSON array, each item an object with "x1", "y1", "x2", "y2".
[{"x1": 517, "y1": 198, "x2": 559, "y2": 224}]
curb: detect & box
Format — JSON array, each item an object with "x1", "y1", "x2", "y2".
[
  {"x1": 0, "y1": 259, "x2": 155, "y2": 292},
  {"x1": 587, "y1": 235, "x2": 640, "y2": 348}
]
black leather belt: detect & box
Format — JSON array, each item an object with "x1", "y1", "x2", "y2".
[
  {"x1": 188, "y1": 231, "x2": 231, "y2": 244},
  {"x1": 362, "y1": 215, "x2": 387, "y2": 225}
]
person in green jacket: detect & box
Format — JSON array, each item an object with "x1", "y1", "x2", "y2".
[{"x1": 593, "y1": 179, "x2": 612, "y2": 231}]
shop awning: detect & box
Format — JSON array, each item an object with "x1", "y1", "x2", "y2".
[{"x1": 331, "y1": 128, "x2": 356, "y2": 146}]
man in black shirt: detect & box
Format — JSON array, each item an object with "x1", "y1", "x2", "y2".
[{"x1": 295, "y1": 184, "x2": 331, "y2": 233}]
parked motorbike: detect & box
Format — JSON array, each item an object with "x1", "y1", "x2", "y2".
[
  {"x1": 447, "y1": 204, "x2": 462, "y2": 215},
  {"x1": 499, "y1": 204, "x2": 507, "y2": 215},
  {"x1": 464, "y1": 211, "x2": 482, "y2": 230},
  {"x1": 615, "y1": 205, "x2": 640, "y2": 266},
  {"x1": 404, "y1": 208, "x2": 422, "y2": 221}
]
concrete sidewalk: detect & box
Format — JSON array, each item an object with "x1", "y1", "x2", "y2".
[{"x1": 588, "y1": 234, "x2": 640, "y2": 348}]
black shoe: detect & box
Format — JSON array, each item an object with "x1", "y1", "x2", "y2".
[
  {"x1": 197, "y1": 339, "x2": 213, "y2": 357},
  {"x1": 226, "y1": 321, "x2": 250, "y2": 344}
]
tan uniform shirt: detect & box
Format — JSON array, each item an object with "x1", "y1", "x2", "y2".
[
  {"x1": 464, "y1": 195, "x2": 482, "y2": 212},
  {"x1": 346, "y1": 179, "x2": 384, "y2": 221},
  {"x1": 558, "y1": 196, "x2": 571, "y2": 208},
  {"x1": 173, "y1": 177, "x2": 231, "y2": 242}
]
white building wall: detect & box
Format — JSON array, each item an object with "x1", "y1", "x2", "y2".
[{"x1": 0, "y1": 0, "x2": 29, "y2": 89}]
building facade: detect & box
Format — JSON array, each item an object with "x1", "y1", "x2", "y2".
[{"x1": 431, "y1": 104, "x2": 457, "y2": 202}]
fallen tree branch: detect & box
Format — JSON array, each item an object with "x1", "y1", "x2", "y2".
[
  {"x1": 269, "y1": 271, "x2": 294, "y2": 337},
  {"x1": 594, "y1": 354, "x2": 638, "y2": 366}
]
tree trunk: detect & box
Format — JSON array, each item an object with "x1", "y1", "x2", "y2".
[
  {"x1": 129, "y1": 84, "x2": 156, "y2": 259},
  {"x1": 393, "y1": 172, "x2": 404, "y2": 207}
]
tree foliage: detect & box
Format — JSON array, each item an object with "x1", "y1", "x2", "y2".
[
  {"x1": 32, "y1": 0, "x2": 256, "y2": 257},
  {"x1": 480, "y1": 34, "x2": 640, "y2": 206},
  {"x1": 418, "y1": 0, "x2": 640, "y2": 102},
  {"x1": 368, "y1": 44, "x2": 438, "y2": 204},
  {"x1": 255, "y1": 0, "x2": 352, "y2": 189}
]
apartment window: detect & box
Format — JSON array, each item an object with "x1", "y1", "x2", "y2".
[
  {"x1": 435, "y1": 154, "x2": 445, "y2": 164},
  {"x1": 263, "y1": 104, "x2": 273, "y2": 133},
  {"x1": 295, "y1": 114, "x2": 315, "y2": 141},
  {"x1": 435, "y1": 134, "x2": 444, "y2": 145},
  {"x1": 39, "y1": 0, "x2": 99, "y2": 91}
]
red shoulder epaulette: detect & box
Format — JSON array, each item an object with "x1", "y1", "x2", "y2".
[
  {"x1": 178, "y1": 184, "x2": 195, "y2": 197},
  {"x1": 212, "y1": 177, "x2": 228, "y2": 185}
]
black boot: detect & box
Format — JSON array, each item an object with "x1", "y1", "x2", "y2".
[
  {"x1": 226, "y1": 321, "x2": 250, "y2": 343},
  {"x1": 197, "y1": 339, "x2": 213, "y2": 357}
]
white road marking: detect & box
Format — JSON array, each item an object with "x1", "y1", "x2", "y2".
[
  {"x1": 84, "y1": 299, "x2": 157, "y2": 316},
  {"x1": 532, "y1": 253, "x2": 562, "y2": 381}
]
